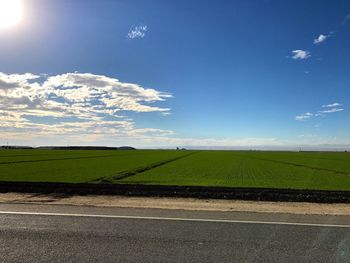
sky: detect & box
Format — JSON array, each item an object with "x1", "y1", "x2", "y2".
[{"x1": 0, "y1": 0, "x2": 350, "y2": 148}]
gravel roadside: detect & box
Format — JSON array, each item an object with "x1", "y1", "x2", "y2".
[{"x1": 0, "y1": 192, "x2": 350, "y2": 215}]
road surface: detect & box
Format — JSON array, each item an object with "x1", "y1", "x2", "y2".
[{"x1": 0, "y1": 203, "x2": 349, "y2": 262}]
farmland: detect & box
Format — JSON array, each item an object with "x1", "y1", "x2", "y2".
[{"x1": 1, "y1": 149, "x2": 350, "y2": 191}]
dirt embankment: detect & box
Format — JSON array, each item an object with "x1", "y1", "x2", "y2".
[
  {"x1": 1, "y1": 193, "x2": 350, "y2": 216},
  {"x1": 0, "y1": 182, "x2": 349, "y2": 203}
]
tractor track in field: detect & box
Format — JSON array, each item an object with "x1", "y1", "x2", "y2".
[
  {"x1": 236, "y1": 154, "x2": 350, "y2": 176},
  {"x1": 94, "y1": 152, "x2": 197, "y2": 183},
  {"x1": 0, "y1": 152, "x2": 141, "y2": 165}
]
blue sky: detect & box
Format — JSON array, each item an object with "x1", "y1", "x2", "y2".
[{"x1": 0, "y1": 0, "x2": 350, "y2": 148}]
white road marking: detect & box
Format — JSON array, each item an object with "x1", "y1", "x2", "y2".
[{"x1": 0, "y1": 211, "x2": 349, "y2": 228}]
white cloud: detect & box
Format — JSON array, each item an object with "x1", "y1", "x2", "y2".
[
  {"x1": 127, "y1": 25, "x2": 147, "y2": 39},
  {"x1": 319, "y1": 108, "x2": 344, "y2": 114},
  {"x1": 0, "y1": 72, "x2": 174, "y2": 145},
  {"x1": 43, "y1": 72, "x2": 172, "y2": 113},
  {"x1": 295, "y1": 112, "x2": 313, "y2": 121},
  {"x1": 313, "y1": 34, "x2": 328, "y2": 44},
  {"x1": 295, "y1": 102, "x2": 344, "y2": 121},
  {"x1": 322, "y1": 102, "x2": 342, "y2": 108},
  {"x1": 291, "y1": 50, "x2": 311, "y2": 60}
]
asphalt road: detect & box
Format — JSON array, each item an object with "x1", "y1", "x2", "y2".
[{"x1": 0, "y1": 204, "x2": 349, "y2": 262}]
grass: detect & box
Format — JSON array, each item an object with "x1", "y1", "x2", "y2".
[
  {"x1": 1, "y1": 149, "x2": 350, "y2": 190},
  {"x1": 0, "y1": 150, "x2": 190, "y2": 183}
]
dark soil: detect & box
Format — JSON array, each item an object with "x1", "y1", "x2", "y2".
[{"x1": 0, "y1": 181, "x2": 349, "y2": 203}]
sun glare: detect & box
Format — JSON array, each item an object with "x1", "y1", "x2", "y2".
[{"x1": 0, "y1": 0, "x2": 23, "y2": 29}]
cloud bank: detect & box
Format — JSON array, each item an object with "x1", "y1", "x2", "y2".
[{"x1": 0, "y1": 72, "x2": 173, "y2": 145}]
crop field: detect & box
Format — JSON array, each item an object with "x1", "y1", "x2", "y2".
[{"x1": 1, "y1": 149, "x2": 350, "y2": 190}]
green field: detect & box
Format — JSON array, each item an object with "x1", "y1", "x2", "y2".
[{"x1": 1, "y1": 149, "x2": 350, "y2": 190}]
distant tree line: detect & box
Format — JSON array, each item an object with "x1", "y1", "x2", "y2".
[
  {"x1": 0, "y1": 145, "x2": 34, "y2": 149},
  {"x1": 1, "y1": 146, "x2": 136, "y2": 150}
]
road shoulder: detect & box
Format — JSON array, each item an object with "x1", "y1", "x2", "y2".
[{"x1": 0, "y1": 192, "x2": 350, "y2": 215}]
